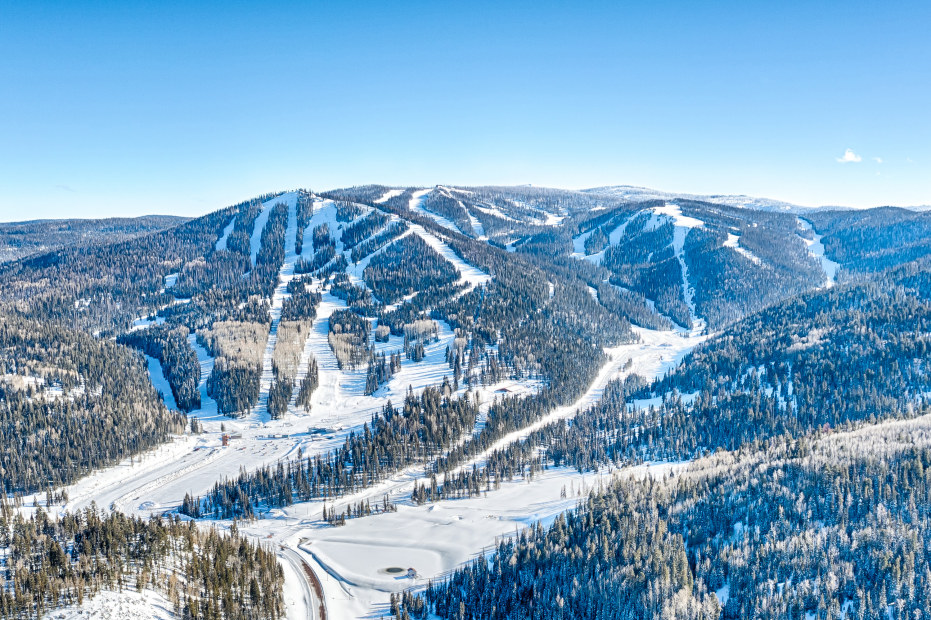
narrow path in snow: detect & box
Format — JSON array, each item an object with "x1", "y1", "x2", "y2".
[
  {"x1": 453, "y1": 325, "x2": 706, "y2": 473},
  {"x1": 658, "y1": 204, "x2": 705, "y2": 333},
  {"x1": 464, "y1": 205, "x2": 485, "y2": 239},
  {"x1": 797, "y1": 217, "x2": 839, "y2": 287},
  {"x1": 144, "y1": 354, "x2": 178, "y2": 411},
  {"x1": 724, "y1": 232, "x2": 762, "y2": 265},
  {"x1": 187, "y1": 333, "x2": 221, "y2": 419},
  {"x1": 572, "y1": 213, "x2": 636, "y2": 264},
  {"x1": 374, "y1": 188, "x2": 404, "y2": 204},
  {"x1": 215, "y1": 215, "x2": 236, "y2": 251}
]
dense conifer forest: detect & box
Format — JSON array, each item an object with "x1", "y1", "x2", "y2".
[{"x1": 3, "y1": 183, "x2": 931, "y2": 618}]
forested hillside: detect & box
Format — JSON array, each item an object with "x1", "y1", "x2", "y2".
[
  {"x1": 0, "y1": 215, "x2": 186, "y2": 263},
  {"x1": 406, "y1": 410, "x2": 931, "y2": 620},
  {"x1": 2, "y1": 184, "x2": 929, "y2": 618},
  {"x1": 0, "y1": 312, "x2": 184, "y2": 494}
]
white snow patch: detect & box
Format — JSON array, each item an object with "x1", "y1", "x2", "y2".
[
  {"x1": 215, "y1": 215, "x2": 236, "y2": 251},
  {"x1": 723, "y1": 233, "x2": 762, "y2": 265},
  {"x1": 374, "y1": 188, "x2": 404, "y2": 204},
  {"x1": 798, "y1": 217, "x2": 839, "y2": 287},
  {"x1": 50, "y1": 588, "x2": 175, "y2": 620}
]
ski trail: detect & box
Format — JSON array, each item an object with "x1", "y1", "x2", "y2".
[
  {"x1": 658, "y1": 203, "x2": 705, "y2": 334},
  {"x1": 144, "y1": 354, "x2": 178, "y2": 411},
  {"x1": 464, "y1": 204, "x2": 485, "y2": 239},
  {"x1": 187, "y1": 333, "x2": 220, "y2": 419},
  {"x1": 454, "y1": 326, "x2": 707, "y2": 474},
  {"x1": 408, "y1": 188, "x2": 467, "y2": 236},
  {"x1": 408, "y1": 223, "x2": 491, "y2": 292},
  {"x1": 574, "y1": 213, "x2": 635, "y2": 264},
  {"x1": 797, "y1": 217, "x2": 838, "y2": 287},
  {"x1": 723, "y1": 232, "x2": 762, "y2": 265},
  {"x1": 215, "y1": 215, "x2": 236, "y2": 251},
  {"x1": 250, "y1": 195, "x2": 283, "y2": 266},
  {"x1": 375, "y1": 189, "x2": 404, "y2": 204},
  {"x1": 304, "y1": 293, "x2": 345, "y2": 419},
  {"x1": 249, "y1": 193, "x2": 299, "y2": 423}
]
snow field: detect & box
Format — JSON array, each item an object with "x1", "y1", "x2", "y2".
[{"x1": 50, "y1": 588, "x2": 175, "y2": 620}]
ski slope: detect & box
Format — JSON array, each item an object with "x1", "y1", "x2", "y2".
[
  {"x1": 798, "y1": 217, "x2": 839, "y2": 287},
  {"x1": 215, "y1": 214, "x2": 236, "y2": 251}
]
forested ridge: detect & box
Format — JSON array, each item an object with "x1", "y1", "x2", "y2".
[
  {"x1": 0, "y1": 312, "x2": 184, "y2": 495},
  {"x1": 406, "y1": 417, "x2": 931, "y2": 620},
  {"x1": 4, "y1": 184, "x2": 931, "y2": 617}
]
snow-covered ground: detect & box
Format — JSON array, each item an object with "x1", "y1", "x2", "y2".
[
  {"x1": 406, "y1": 188, "x2": 467, "y2": 237},
  {"x1": 223, "y1": 322, "x2": 705, "y2": 619},
  {"x1": 145, "y1": 354, "x2": 178, "y2": 411},
  {"x1": 798, "y1": 217, "x2": 839, "y2": 287},
  {"x1": 50, "y1": 588, "x2": 175, "y2": 620},
  {"x1": 724, "y1": 232, "x2": 762, "y2": 265},
  {"x1": 658, "y1": 204, "x2": 705, "y2": 333},
  {"x1": 48, "y1": 192, "x2": 715, "y2": 619},
  {"x1": 215, "y1": 215, "x2": 236, "y2": 251}
]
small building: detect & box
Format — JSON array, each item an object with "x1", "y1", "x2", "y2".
[{"x1": 407, "y1": 567, "x2": 418, "y2": 579}]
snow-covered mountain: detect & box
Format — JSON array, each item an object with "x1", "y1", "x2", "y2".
[{"x1": 582, "y1": 184, "x2": 807, "y2": 213}]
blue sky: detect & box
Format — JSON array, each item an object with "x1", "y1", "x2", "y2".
[{"x1": 1, "y1": 0, "x2": 929, "y2": 220}]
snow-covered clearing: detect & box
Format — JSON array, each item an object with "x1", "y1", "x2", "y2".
[
  {"x1": 724, "y1": 232, "x2": 762, "y2": 265},
  {"x1": 131, "y1": 314, "x2": 165, "y2": 331},
  {"x1": 797, "y1": 217, "x2": 839, "y2": 287},
  {"x1": 50, "y1": 588, "x2": 175, "y2": 620},
  {"x1": 145, "y1": 354, "x2": 178, "y2": 411},
  {"x1": 374, "y1": 188, "x2": 404, "y2": 204},
  {"x1": 215, "y1": 215, "x2": 236, "y2": 251}
]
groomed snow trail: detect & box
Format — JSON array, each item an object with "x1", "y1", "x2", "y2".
[
  {"x1": 453, "y1": 325, "x2": 706, "y2": 473},
  {"x1": 408, "y1": 188, "x2": 464, "y2": 236},
  {"x1": 797, "y1": 217, "x2": 839, "y2": 287},
  {"x1": 723, "y1": 232, "x2": 763, "y2": 265},
  {"x1": 656, "y1": 204, "x2": 705, "y2": 333},
  {"x1": 144, "y1": 354, "x2": 178, "y2": 411},
  {"x1": 249, "y1": 192, "x2": 299, "y2": 423},
  {"x1": 215, "y1": 215, "x2": 236, "y2": 251}
]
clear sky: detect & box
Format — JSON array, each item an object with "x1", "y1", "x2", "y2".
[{"x1": 1, "y1": 0, "x2": 929, "y2": 220}]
